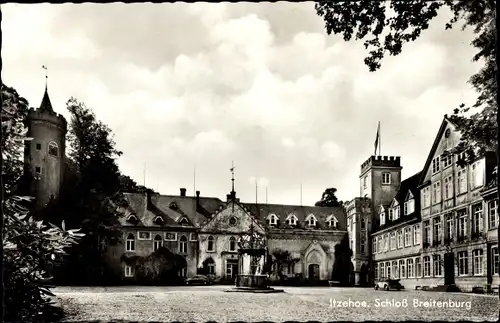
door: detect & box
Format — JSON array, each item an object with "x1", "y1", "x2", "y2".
[
  {"x1": 226, "y1": 260, "x2": 238, "y2": 280},
  {"x1": 444, "y1": 252, "x2": 455, "y2": 285},
  {"x1": 308, "y1": 264, "x2": 320, "y2": 280}
]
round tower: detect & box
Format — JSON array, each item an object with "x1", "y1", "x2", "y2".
[{"x1": 24, "y1": 86, "x2": 67, "y2": 209}]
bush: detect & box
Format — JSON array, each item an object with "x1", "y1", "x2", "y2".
[{"x1": 3, "y1": 196, "x2": 83, "y2": 322}]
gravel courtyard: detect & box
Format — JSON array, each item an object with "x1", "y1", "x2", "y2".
[{"x1": 54, "y1": 285, "x2": 498, "y2": 322}]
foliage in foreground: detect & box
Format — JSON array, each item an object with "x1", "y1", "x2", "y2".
[{"x1": 331, "y1": 233, "x2": 354, "y2": 286}]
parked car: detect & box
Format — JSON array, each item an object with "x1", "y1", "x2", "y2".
[
  {"x1": 374, "y1": 279, "x2": 404, "y2": 291},
  {"x1": 185, "y1": 275, "x2": 213, "y2": 285}
]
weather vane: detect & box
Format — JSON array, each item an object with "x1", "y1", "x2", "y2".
[{"x1": 42, "y1": 65, "x2": 48, "y2": 88}]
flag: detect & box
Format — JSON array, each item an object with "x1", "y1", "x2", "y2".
[{"x1": 374, "y1": 122, "x2": 380, "y2": 155}]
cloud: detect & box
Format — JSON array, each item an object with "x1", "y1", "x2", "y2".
[{"x1": 2, "y1": 2, "x2": 481, "y2": 204}]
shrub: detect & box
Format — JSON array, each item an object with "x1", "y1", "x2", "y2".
[{"x1": 3, "y1": 196, "x2": 84, "y2": 322}]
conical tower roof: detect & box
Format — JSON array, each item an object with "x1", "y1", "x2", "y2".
[{"x1": 39, "y1": 86, "x2": 54, "y2": 114}]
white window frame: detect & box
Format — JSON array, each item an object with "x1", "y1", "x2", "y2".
[
  {"x1": 382, "y1": 172, "x2": 391, "y2": 185},
  {"x1": 471, "y1": 161, "x2": 484, "y2": 188},
  {"x1": 399, "y1": 260, "x2": 406, "y2": 279},
  {"x1": 208, "y1": 262, "x2": 215, "y2": 274},
  {"x1": 138, "y1": 231, "x2": 151, "y2": 240},
  {"x1": 423, "y1": 256, "x2": 431, "y2": 277},
  {"x1": 384, "y1": 234, "x2": 389, "y2": 251},
  {"x1": 422, "y1": 186, "x2": 431, "y2": 208},
  {"x1": 380, "y1": 212, "x2": 386, "y2": 226},
  {"x1": 392, "y1": 260, "x2": 398, "y2": 279},
  {"x1": 404, "y1": 227, "x2": 411, "y2": 247},
  {"x1": 472, "y1": 203, "x2": 483, "y2": 234},
  {"x1": 442, "y1": 154, "x2": 452, "y2": 169},
  {"x1": 444, "y1": 175, "x2": 453, "y2": 200},
  {"x1": 179, "y1": 217, "x2": 190, "y2": 225},
  {"x1": 153, "y1": 215, "x2": 164, "y2": 225},
  {"x1": 377, "y1": 236, "x2": 382, "y2": 253},
  {"x1": 415, "y1": 257, "x2": 422, "y2": 277},
  {"x1": 397, "y1": 230, "x2": 403, "y2": 248},
  {"x1": 165, "y1": 232, "x2": 177, "y2": 241},
  {"x1": 433, "y1": 255, "x2": 442, "y2": 277},
  {"x1": 380, "y1": 263, "x2": 385, "y2": 280},
  {"x1": 473, "y1": 249, "x2": 483, "y2": 276},
  {"x1": 153, "y1": 234, "x2": 163, "y2": 251},
  {"x1": 432, "y1": 156, "x2": 441, "y2": 174},
  {"x1": 179, "y1": 235, "x2": 188, "y2": 254},
  {"x1": 457, "y1": 169, "x2": 467, "y2": 194},
  {"x1": 124, "y1": 265, "x2": 134, "y2": 277},
  {"x1": 286, "y1": 214, "x2": 298, "y2": 226},
  {"x1": 407, "y1": 258, "x2": 414, "y2": 278},
  {"x1": 413, "y1": 224, "x2": 421, "y2": 245},
  {"x1": 432, "y1": 181, "x2": 441, "y2": 204},
  {"x1": 457, "y1": 210, "x2": 467, "y2": 239},
  {"x1": 458, "y1": 251, "x2": 468, "y2": 276},
  {"x1": 445, "y1": 214, "x2": 454, "y2": 240},
  {"x1": 489, "y1": 200, "x2": 498, "y2": 229},
  {"x1": 126, "y1": 233, "x2": 136, "y2": 252},
  {"x1": 492, "y1": 247, "x2": 499, "y2": 276},
  {"x1": 268, "y1": 214, "x2": 278, "y2": 225},
  {"x1": 433, "y1": 217, "x2": 442, "y2": 244},
  {"x1": 189, "y1": 232, "x2": 197, "y2": 241},
  {"x1": 388, "y1": 208, "x2": 394, "y2": 220},
  {"x1": 390, "y1": 232, "x2": 396, "y2": 250},
  {"x1": 423, "y1": 221, "x2": 431, "y2": 245}
]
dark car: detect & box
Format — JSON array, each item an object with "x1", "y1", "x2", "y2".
[
  {"x1": 185, "y1": 275, "x2": 213, "y2": 285},
  {"x1": 375, "y1": 279, "x2": 404, "y2": 291}
]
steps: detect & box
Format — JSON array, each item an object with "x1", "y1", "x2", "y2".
[{"x1": 426, "y1": 285, "x2": 462, "y2": 293}]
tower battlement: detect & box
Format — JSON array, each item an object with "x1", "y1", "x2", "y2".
[
  {"x1": 27, "y1": 107, "x2": 67, "y2": 131},
  {"x1": 360, "y1": 155, "x2": 401, "y2": 174}
]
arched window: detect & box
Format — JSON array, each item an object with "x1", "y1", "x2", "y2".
[
  {"x1": 153, "y1": 234, "x2": 162, "y2": 251},
  {"x1": 126, "y1": 233, "x2": 135, "y2": 252},
  {"x1": 48, "y1": 141, "x2": 59, "y2": 157},
  {"x1": 229, "y1": 236, "x2": 236, "y2": 251},
  {"x1": 179, "y1": 235, "x2": 187, "y2": 254},
  {"x1": 207, "y1": 236, "x2": 215, "y2": 252},
  {"x1": 179, "y1": 217, "x2": 189, "y2": 225}
]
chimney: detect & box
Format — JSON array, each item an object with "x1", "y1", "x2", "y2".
[
  {"x1": 180, "y1": 188, "x2": 186, "y2": 197},
  {"x1": 196, "y1": 191, "x2": 200, "y2": 205}
]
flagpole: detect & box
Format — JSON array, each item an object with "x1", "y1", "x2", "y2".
[
  {"x1": 379, "y1": 121, "x2": 381, "y2": 156},
  {"x1": 300, "y1": 184, "x2": 303, "y2": 206}
]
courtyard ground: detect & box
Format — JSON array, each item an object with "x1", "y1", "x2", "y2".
[{"x1": 54, "y1": 285, "x2": 498, "y2": 322}]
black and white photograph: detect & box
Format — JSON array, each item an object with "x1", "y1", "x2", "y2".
[{"x1": 1, "y1": 1, "x2": 499, "y2": 322}]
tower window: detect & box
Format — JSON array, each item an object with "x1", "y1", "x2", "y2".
[
  {"x1": 382, "y1": 173, "x2": 391, "y2": 184},
  {"x1": 48, "y1": 142, "x2": 59, "y2": 157},
  {"x1": 36, "y1": 143, "x2": 41, "y2": 150},
  {"x1": 35, "y1": 166, "x2": 41, "y2": 174}
]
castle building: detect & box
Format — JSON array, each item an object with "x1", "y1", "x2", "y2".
[
  {"x1": 362, "y1": 116, "x2": 498, "y2": 292},
  {"x1": 23, "y1": 85, "x2": 67, "y2": 210}
]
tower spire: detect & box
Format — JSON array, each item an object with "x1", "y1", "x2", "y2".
[
  {"x1": 39, "y1": 65, "x2": 54, "y2": 113},
  {"x1": 230, "y1": 161, "x2": 236, "y2": 211}
]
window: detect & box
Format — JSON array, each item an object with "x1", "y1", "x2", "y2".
[
  {"x1": 413, "y1": 224, "x2": 421, "y2": 245},
  {"x1": 457, "y1": 169, "x2": 467, "y2": 194},
  {"x1": 360, "y1": 217, "x2": 366, "y2": 229},
  {"x1": 423, "y1": 256, "x2": 431, "y2": 277},
  {"x1": 384, "y1": 234, "x2": 389, "y2": 251},
  {"x1": 138, "y1": 231, "x2": 151, "y2": 240},
  {"x1": 189, "y1": 233, "x2": 197, "y2": 241},
  {"x1": 360, "y1": 239, "x2": 366, "y2": 254},
  {"x1": 165, "y1": 232, "x2": 177, "y2": 241},
  {"x1": 126, "y1": 233, "x2": 135, "y2": 252},
  {"x1": 445, "y1": 214, "x2": 454, "y2": 241},
  {"x1": 373, "y1": 238, "x2": 377, "y2": 254},
  {"x1": 458, "y1": 251, "x2": 468, "y2": 276},
  {"x1": 433, "y1": 217, "x2": 442, "y2": 245},
  {"x1": 399, "y1": 260, "x2": 406, "y2": 279},
  {"x1": 407, "y1": 258, "x2": 414, "y2": 278},
  {"x1": 432, "y1": 156, "x2": 440, "y2": 173},
  {"x1": 432, "y1": 181, "x2": 441, "y2": 204},
  {"x1": 208, "y1": 262, "x2": 215, "y2": 274},
  {"x1": 422, "y1": 187, "x2": 431, "y2": 208},
  {"x1": 423, "y1": 221, "x2": 431, "y2": 246},
  {"x1": 403, "y1": 202, "x2": 408, "y2": 215},
  {"x1": 153, "y1": 216, "x2": 164, "y2": 225},
  {"x1": 287, "y1": 215, "x2": 298, "y2": 226},
  {"x1": 444, "y1": 176, "x2": 453, "y2": 200},
  {"x1": 382, "y1": 173, "x2": 391, "y2": 184},
  {"x1": 390, "y1": 232, "x2": 396, "y2": 250},
  {"x1": 386, "y1": 262, "x2": 391, "y2": 279},
  {"x1": 36, "y1": 143, "x2": 41, "y2": 150},
  {"x1": 47, "y1": 142, "x2": 59, "y2": 157},
  {"x1": 35, "y1": 166, "x2": 41, "y2": 174},
  {"x1": 363, "y1": 176, "x2": 367, "y2": 189},
  {"x1": 380, "y1": 212, "x2": 386, "y2": 226},
  {"x1": 442, "y1": 154, "x2": 453, "y2": 168},
  {"x1": 433, "y1": 255, "x2": 442, "y2": 276},
  {"x1": 307, "y1": 214, "x2": 317, "y2": 226},
  {"x1": 207, "y1": 236, "x2": 215, "y2": 252},
  {"x1": 229, "y1": 217, "x2": 237, "y2": 225},
  {"x1": 388, "y1": 208, "x2": 394, "y2": 221},
  {"x1": 404, "y1": 227, "x2": 411, "y2": 247},
  {"x1": 471, "y1": 161, "x2": 484, "y2": 188},
  {"x1": 489, "y1": 200, "x2": 498, "y2": 229},
  {"x1": 124, "y1": 265, "x2": 134, "y2": 277},
  {"x1": 377, "y1": 236, "x2": 382, "y2": 253},
  {"x1": 492, "y1": 247, "x2": 499, "y2": 276},
  {"x1": 415, "y1": 258, "x2": 422, "y2": 277},
  {"x1": 472, "y1": 204, "x2": 483, "y2": 235},
  {"x1": 229, "y1": 236, "x2": 236, "y2": 251},
  {"x1": 153, "y1": 234, "x2": 163, "y2": 251},
  {"x1": 179, "y1": 235, "x2": 188, "y2": 254},
  {"x1": 379, "y1": 263, "x2": 385, "y2": 279},
  {"x1": 392, "y1": 261, "x2": 398, "y2": 279},
  {"x1": 397, "y1": 230, "x2": 403, "y2": 248},
  {"x1": 179, "y1": 217, "x2": 189, "y2": 225},
  {"x1": 473, "y1": 249, "x2": 483, "y2": 275},
  {"x1": 327, "y1": 216, "x2": 338, "y2": 228},
  {"x1": 268, "y1": 214, "x2": 278, "y2": 225},
  {"x1": 457, "y1": 210, "x2": 467, "y2": 240},
  {"x1": 374, "y1": 263, "x2": 378, "y2": 280}
]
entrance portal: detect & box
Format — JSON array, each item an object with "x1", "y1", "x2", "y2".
[
  {"x1": 444, "y1": 252, "x2": 455, "y2": 285},
  {"x1": 308, "y1": 264, "x2": 320, "y2": 280},
  {"x1": 226, "y1": 260, "x2": 239, "y2": 281}
]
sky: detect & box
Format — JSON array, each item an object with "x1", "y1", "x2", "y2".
[{"x1": 2, "y1": 3, "x2": 482, "y2": 206}]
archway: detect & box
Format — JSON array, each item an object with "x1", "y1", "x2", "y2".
[{"x1": 308, "y1": 264, "x2": 320, "y2": 280}]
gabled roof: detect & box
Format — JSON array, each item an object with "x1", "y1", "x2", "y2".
[{"x1": 418, "y1": 116, "x2": 457, "y2": 186}]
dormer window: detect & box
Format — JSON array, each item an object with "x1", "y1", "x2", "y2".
[
  {"x1": 326, "y1": 215, "x2": 338, "y2": 228},
  {"x1": 169, "y1": 202, "x2": 178, "y2": 210},
  {"x1": 393, "y1": 206, "x2": 400, "y2": 220},
  {"x1": 380, "y1": 212, "x2": 386, "y2": 226},
  {"x1": 388, "y1": 208, "x2": 393, "y2": 221},
  {"x1": 126, "y1": 214, "x2": 138, "y2": 224},
  {"x1": 179, "y1": 217, "x2": 189, "y2": 226},
  {"x1": 153, "y1": 216, "x2": 164, "y2": 225},
  {"x1": 267, "y1": 214, "x2": 279, "y2": 226},
  {"x1": 306, "y1": 214, "x2": 317, "y2": 227},
  {"x1": 286, "y1": 214, "x2": 298, "y2": 226}
]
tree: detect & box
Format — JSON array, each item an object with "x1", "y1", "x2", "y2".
[
  {"x1": 315, "y1": 0, "x2": 497, "y2": 159},
  {"x1": 2, "y1": 84, "x2": 83, "y2": 322},
  {"x1": 315, "y1": 188, "x2": 342, "y2": 207},
  {"x1": 119, "y1": 174, "x2": 157, "y2": 194},
  {"x1": 331, "y1": 233, "x2": 354, "y2": 286},
  {"x1": 271, "y1": 249, "x2": 301, "y2": 282}
]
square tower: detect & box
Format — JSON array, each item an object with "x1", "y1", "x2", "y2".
[{"x1": 359, "y1": 156, "x2": 402, "y2": 210}]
